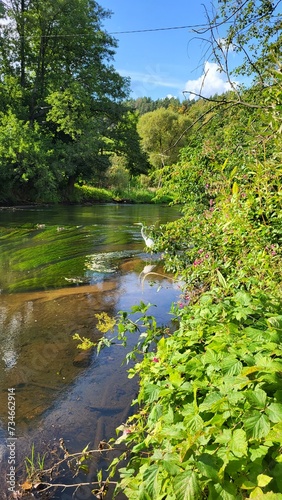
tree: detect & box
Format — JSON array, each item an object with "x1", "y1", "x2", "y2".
[
  {"x1": 0, "y1": 0, "x2": 130, "y2": 201},
  {"x1": 137, "y1": 108, "x2": 191, "y2": 170},
  {"x1": 192, "y1": 1, "x2": 282, "y2": 120}
]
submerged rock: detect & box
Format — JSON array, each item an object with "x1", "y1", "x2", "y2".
[{"x1": 73, "y1": 348, "x2": 93, "y2": 367}]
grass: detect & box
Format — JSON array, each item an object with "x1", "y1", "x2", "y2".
[{"x1": 73, "y1": 184, "x2": 173, "y2": 204}]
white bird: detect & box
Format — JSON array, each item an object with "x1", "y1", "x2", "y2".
[{"x1": 134, "y1": 222, "x2": 155, "y2": 249}]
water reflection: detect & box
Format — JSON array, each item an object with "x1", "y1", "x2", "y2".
[{"x1": 0, "y1": 204, "x2": 181, "y2": 497}]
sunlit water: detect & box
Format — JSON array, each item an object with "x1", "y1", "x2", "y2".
[{"x1": 0, "y1": 204, "x2": 181, "y2": 498}]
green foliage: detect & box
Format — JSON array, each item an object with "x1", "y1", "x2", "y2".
[
  {"x1": 217, "y1": 0, "x2": 282, "y2": 81},
  {"x1": 137, "y1": 107, "x2": 191, "y2": 170},
  {"x1": 0, "y1": 110, "x2": 59, "y2": 203},
  {"x1": 72, "y1": 184, "x2": 113, "y2": 203},
  {"x1": 106, "y1": 155, "x2": 131, "y2": 192},
  {"x1": 103, "y1": 63, "x2": 282, "y2": 500},
  {"x1": 0, "y1": 0, "x2": 133, "y2": 203},
  {"x1": 25, "y1": 443, "x2": 46, "y2": 479},
  {"x1": 108, "y1": 291, "x2": 282, "y2": 498}
]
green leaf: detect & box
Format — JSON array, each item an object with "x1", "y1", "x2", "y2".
[
  {"x1": 144, "y1": 384, "x2": 160, "y2": 403},
  {"x1": 266, "y1": 403, "x2": 282, "y2": 423},
  {"x1": 215, "y1": 429, "x2": 232, "y2": 445},
  {"x1": 217, "y1": 269, "x2": 227, "y2": 289},
  {"x1": 169, "y1": 371, "x2": 183, "y2": 387},
  {"x1": 143, "y1": 464, "x2": 161, "y2": 498},
  {"x1": 266, "y1": 421, "x2": 282, "y2": 443},
  {"x1": 249, "y1": 445, "x2": 269, "y2": 462},
  {"x1": 230, "y1": 429, "x2": 247, "y2": 457},
  {"x1": 162, "y1": 458, "x2": 181, "y2": 476},
  {"x1": 257, "y1": 474, "x2": 272, "y2": 487},
  {"x1": 197, "y1": 453, "x2": 220, "y2": 481},
  {"x1": 221, "y1": 356, "x2": 243, "y2": 376},
  {"x1": 234, "y1": 291, "x2": 252, "y2": 306},
  {"x1": 245, "y1": 388, "x2": 268, "y2": 409},
  {"x1": 184, "y1": 414, "x2": 204, "y2": 432},
  {"x1": 173, "y1": 470, "x2": 200, "y2": 500},
  {"x1": 199, "y1": 393, "x2": 222, "y2": 412},
  {"x1": 240, "y1": 479, "x2": 257, "y2": 489},
  {"x1": 209, "y1": 481, "x2": 238, "y2": 499},
  {"x1": 139, "y1": 489, "x2": 153, "y2": 500},
  {"x1": 232, "y1": 181, "x2": 239, "y2": 196},
  {"x1": 244, "y1": 412, "x2": 270, "y2": 439}
]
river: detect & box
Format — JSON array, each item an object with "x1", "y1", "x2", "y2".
[{"x1": 0, "y1": 204, "x2": 181, "y2": 499}]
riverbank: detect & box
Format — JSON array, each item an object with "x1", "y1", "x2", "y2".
[{"x1": 0, "y1": 184, "x2": 173, "y2": 207}]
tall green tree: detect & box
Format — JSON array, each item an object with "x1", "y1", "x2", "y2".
[
  {"x1": 137, "y1": 107, "x2": 191, "y2": 170},
  {"x1": 0, "y1": 0, "x2": 130, "y2": 201}
]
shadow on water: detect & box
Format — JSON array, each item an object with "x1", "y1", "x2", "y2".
[{"x1": 0, "y1": 205, "x2": 181, "y2": 499}]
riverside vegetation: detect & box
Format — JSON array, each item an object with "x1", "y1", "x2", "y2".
[
  {"x1": 3, "y1": 0, "x2": 282, "y2": 497},
  {"x1": 22, "y1": 151, "x2": 282, "y2": 498}
]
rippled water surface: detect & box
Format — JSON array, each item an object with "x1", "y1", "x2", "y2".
[{"x1": 0, "y1": 204, "x2": 181, "y2": 498}]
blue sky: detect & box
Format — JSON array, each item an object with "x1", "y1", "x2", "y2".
[{"x1": 99, "y1": 0, "x2": 240, "y2": 101}]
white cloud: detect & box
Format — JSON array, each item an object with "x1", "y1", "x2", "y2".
[{"x1": 184, "y1": 61, "x2": 235, "y2": 100}]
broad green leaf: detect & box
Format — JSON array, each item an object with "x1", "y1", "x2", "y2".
[
  {"x1": 221, "y1": 356, "x2": 243, "y2": 376},
  {"x1": 257, "y1": 474, "x2": 272, "y2": 487},
  {"x1": 209, "y1": 481, "x2": 238, "y2": 499},
  {"x1": 162, "y1": 458, "x2": 181, "y2": 476},
  {"x1": 249, "y1": 445, "x2": 269, "y2": 462},
  {"x1": 173, "y1": 470, "x2": 200, "y2": 500},
  {"x1": 225, "y1": 456, "x2": 245, "y2": 476},
  {"x1": 169, "y1": 371, "x2": 183, "y2": 388},
  {"x1": 143, "y1": 464, "x2": 161, "y2": 498},
  {"x1": 185, "y1": 414, "x2": 204, "y2": 432},
  {"x1": 267, "y1": 315, "x2": 282, "y2": 330},
  {"x1": 240, "y1": 479, "x2": 257, "y2": 489},
  {"x1": 144, "y1": 384, "x2": 160, "y2": 403},
  {"x1": 199, "y1": 392, "x2": 222, "y2": 412},
  {"x1": 203, "y1": 348, "x2": 220, "y2": 365},
  {"x1": 250, "y1": 489, "x2": 282, "y2": 499},
  {"x1": 230, "y1": 429, "x2": 247, "y2": 457},
  {"x1": 249, "y1": 487, "x2": 263, "y2": 498},
  {"x1": 244, "y1": 412, "x2": 270, "y2": 439},
  {"x1": 242, "y1": 366, "x2": 260, "y2": 376},
  {"x1": 234, "y1": 291, "x2": 252, "y2": 306},
  {"x1": 214, "y1": 429, "x2": 232, "y2": 445},
  {"x1": 197, "y1": 453, "x2": 220, "y2": 481},
  {"x1": 245, "y1": 327, "x2": 267, "y2": 341},
  {"x1": 266, "y1": 403, "x2": 282, "y2": 423},
  {"x1": 245, "y1": 388, "x2": 268, "y2": 409},
  {"x1": 162, "y1": 405, "x2": 174, "y2": 425},
  {"x1": 266, "y1": 421, "x2": 282, "y2": 443},
  {"x1": 254, "y1": 354, "x2": 282, "y2": 372}
]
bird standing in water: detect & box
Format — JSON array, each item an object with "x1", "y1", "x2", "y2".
[{"x1": 134, "y1": 222, "x2": 155, "y2": 249}]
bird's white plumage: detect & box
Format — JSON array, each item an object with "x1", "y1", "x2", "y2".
[{"x1": 134, "y1": 223, "x2": 154, "y2": 249}]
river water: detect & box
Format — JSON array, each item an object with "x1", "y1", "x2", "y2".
[{"x1": 0, "y1": 204, "x2": 181, "y2": 499}]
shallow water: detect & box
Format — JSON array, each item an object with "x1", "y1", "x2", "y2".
[{"x1": 0, "y1": 204, "x2": 181, "y2": 498}]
